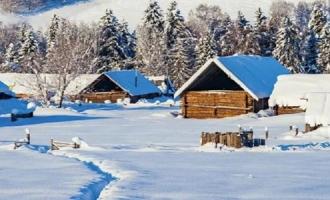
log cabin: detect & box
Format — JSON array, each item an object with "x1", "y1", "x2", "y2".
[
  {"x1": 75, "y1": 70, "x2": 162, "y2": 103},
  {"x1": 268, "y1": 74, "x2": 330, "y2": 115},
  {"x1": 175, "y1": 55, "x2": 289, "y2": 119}
]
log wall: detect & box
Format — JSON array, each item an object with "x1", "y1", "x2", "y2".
[
  {"x1": 275, "y1": 106, "x2": 305, "y2": 115},
  {"x1": 73, "y1": 92, "x2": 128, "y2": 103},
  {"x1": 182, "y1": 91, "x2": 254, "y2": 119}
]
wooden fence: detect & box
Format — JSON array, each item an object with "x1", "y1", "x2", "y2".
[
  {"x1": 200, "y1": 130, "x2": 266, "y2": 149},
  {"x1": 50, "y1": 139, "x2": 80, "y2": 150},
  {"x1": 14, "y1": 133, "x2": 30, "y2": 149}
]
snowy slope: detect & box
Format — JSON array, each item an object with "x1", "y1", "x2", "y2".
[{"x1": 0, "y1": 0, "x2": 315, "y2": 30}]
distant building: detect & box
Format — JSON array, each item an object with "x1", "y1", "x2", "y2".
[
  {"x1": 147, "y1": 75, "x2": 176, "y2": 97},
  {"x1": 75, "y1": 70, "x2": 162, "y2": 103},
  {"x1": 269, "y1": 74, "x2": 330, "y2": 115},
  {"x1": 175, "y1": 55, "x2": 289, "y2": 119}
]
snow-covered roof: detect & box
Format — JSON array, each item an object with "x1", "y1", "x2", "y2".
[
  {"x1": 0, "y1": 73, "x2": 99, "y2": 96},
  {"x1": 269, "y1": 74, "x2": 330, "y2": 109},
  {"x1": 175, "y1": 55, "x2": 289, "y2": 100},
  {"x1": 104, "y1": 70, "x2": 161, "y2": 96},
  {"x1": 305, "y1": 93, "x2": 330, "y2": 127},
  {"x1": 0, "y1": 80, "x2": 15, "y2": 97}
]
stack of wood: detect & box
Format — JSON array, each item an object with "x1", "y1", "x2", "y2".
[
  {"x1": 200, "y1": 130, "x2": 265, "y2": 149},
  {"x1": 72, "y1": 91, "x2": 128, "y2": 103},
  {"x1": 181, "y1": 91, "x2": 254, "y2": 119}
]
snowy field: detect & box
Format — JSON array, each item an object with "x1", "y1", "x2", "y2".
[
  {"x1": 1, "y1": 101, "x2": 330, "y2": 199},
  {"x1": 0, "y1": 0, "x2": 315, "y2": 30}
]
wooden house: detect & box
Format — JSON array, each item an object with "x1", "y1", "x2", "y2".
[
  {"x1": 75, "y1": 70, "x2": 162, "y2": 103},
  {"x1": 147, "y1": 75, "x2": 176, "y2": 97},
  {"x1": 0, "y1": 73, "x2": 99, "y2": 99},
  {"x1": 268, "y1": 74, "x2": 330, "y2": 115},
  {"x1": 175, "y1": 55, "x2": 289, "y2": 119}
]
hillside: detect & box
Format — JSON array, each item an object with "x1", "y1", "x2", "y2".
[
  {"x1": 0, "y1": 0, "x2": 316, "y2": 30},
  {"x1": 0, "y1": 0, "x2": 86, "y2": 14}
]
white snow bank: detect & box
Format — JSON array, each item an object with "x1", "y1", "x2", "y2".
[
  {"x1": 72, "y1": 137, "x2": 90, "y2": 149},
  {"x1": 269, "y1": 74, "x2": 330, "y2": 109},
  {"x1": 305, "y1": 93, "x2": 330, "y2": 126}
]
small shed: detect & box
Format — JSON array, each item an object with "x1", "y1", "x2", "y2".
[
  {"x1": 269, "y1": 74, "x2": 330, "y2": 115},
  {"x1": 175, "y1": 55, "x2": 289, "y2": 119},
  {"x1": 76, "y1": 70, "x2": 162, "y2": 103}
]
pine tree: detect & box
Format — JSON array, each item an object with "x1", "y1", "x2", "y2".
[
  {"x1": 47, "y1": 14, "x2": 60, "y2": 50},
  {"x1": 118, "y1": 21, "x2": 136, "y2": 60},
  {"x1": 318, "y1": 23, "x2": 330, "y2": 73},
  {"x1": 218, "y1": 16, "x2": 236, "y2": 56},
  {"x1": 308, "y1": 5, "x2": 327, "y2": 37},
  {"x1": 235, "y1": 11, "x2": 252, "y2": 54},
  {"x1": 95, "y1": 9, "x2": 126, "y2": 73},
  {"x1": 295, "y1": 1, "x2": 312, "y2": 33},
  {"x1": 136, "y1": 0, "x2": 166, "y2": 75},
  {"x1": 164, "y1": 1, "x2": 184, "y2": 50},
  {"x1": 301, "y1": 30, "x2": 319, "y2": 73},
  {"x1": 253, "y1": 8, "x2": 271, "y2": 55},
  {"x1": 273, "y1": 17, "x2": 302, "y2": 73},
  {"x1": 170, "y1": 25, "x2": 195, "y2": 88},
  {"x1": 2, "y1": 43, "x2": 18, "y2": 72},
  {"x1": 236, "y1": 11, "x2": 249, "y2": 29},
  {"x1": 196, "y1": 32, "x2": 216, "y2": 68}
]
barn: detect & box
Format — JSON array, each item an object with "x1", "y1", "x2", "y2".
[
  {"x1": 175, "y1": 55, "x2": 289, "y2": 119},
  {"x1": 0, "y1": 80, "x2": 15, "y2": 99},
  {"x1": 269, "y1": 74, "x2": 330, "y2": 115},
  {"x1": 75, "y1": 70, "x2": 162, "y2": 103}
]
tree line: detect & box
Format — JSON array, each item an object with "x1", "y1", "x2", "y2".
[{"x1": 0, "y1": 0, "x2": 329, "y2": 91}]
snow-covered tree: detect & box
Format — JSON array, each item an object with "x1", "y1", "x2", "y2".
[
  {"x1": 253, "y1": 8, "x2": 271, "y2": 55},
  {"x1": 318, "y1": 23, "x2": 330, "y2": 72},
  {"x1": 301, "y1": 30, "x2": 319, "y2": 73},
  {"x1": 218, "y1": 16, "x2": 236, "y2": 56},
  {"x1": 308, "y1": 5, "x2": 327, "y2": 37},
  {"x1": 164, "y1": 1, "x2": 183, "y2": 50},
  {"x1": 295, "y1": 1, "x2": 312, "y2": 33},
  {"x1": 94, "y1": 9, "x2": 126, "y2": 73},
  {"x1": 196, "y1": 32, "x2": 216, "y2": 68},
  {"x1": 136, "y1": 0, "x2": 166, "y2": 75},
  {"x1": 2, "y1": 43, "x2": 18, "y2": 71},
  {"x1": 273, "y1": 16, "x2": 302, "y2": 73},
  {"x1": 18, "y1": 29, "x2": 40, "y2": 72},
  {"x1": 47, "y1": 14, "x2": 60, "y2": 50}
]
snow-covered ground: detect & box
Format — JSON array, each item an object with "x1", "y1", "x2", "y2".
[
  {"x1": 0, "y1": 0, "x2": 315, "y2": 30},
  {"x1": 0, "y1": 101, "x2": 330, "y2": 199}
]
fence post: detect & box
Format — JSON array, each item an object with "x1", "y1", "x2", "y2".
[
  {"x1": 289, "y1": 125, "x2": 293, "y2": 131},
  {"x1": 265, "y1": 127, "x2": 269, "y2": 140},
  {"x1": 295, "y1": 128, "x2": 299, "y2": 136},
  {"x1": 26, "y1": 133, "x2": 31, "y2": 145},
  {"x1": 50, "y1": 139, "x2": 54, "y2": 151}
]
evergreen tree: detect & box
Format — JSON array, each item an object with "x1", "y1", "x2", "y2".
[
  {"x1": 95, "y1": 9, "x2": 126, "y2": 73},
  {"x1": 236, "y1": 11, "x2": 249, "y2": 29},
  {"x1": 118, "y1": 21, "x2": 136, "y2": 60},
  {"x1": 235, "y1": 11, "x2": 252, "y2": 54},
  {"x1": 254, "y1": 8, "x2": 271, "y2": 56},
  {"x1": 164, "y1": 1, "x2": 183, "y2": 50},
  {"x1": 196, "y1": 32, "x2": 216, "y2": 68},
  {"x1": 18, "y1": 29, "x2": 40, "y2": 73},
  {"x1": 170, "y1": 34, "x2": 195, "y2": 88},
  {"x1": 273, "y1": 17, "x2": 302, "y2": 73},
  {"x1": 218, "y1": 16, "x2": 236, "y2": 56},
  {"x1": 318, "y1": 23, "x2": 330, "y2": 73},
  {"x1": 308, "y1": 5, "x2": 327, "y2": 37},
  {"x1": 47, "y1": 14, "x2": 60, "y2": 50},
  {"x1": 295, "y1": 1, "x2": 312, "y2": 33},
  {"x1": 301, "y1": 30, "x2": 319, "y2": 73},
  {"x1": 2, "y1": 43, "x2": 18, "y2": 71},
  {"x1": 136, "y1": 0, "x2": 166, "y2": 75}
]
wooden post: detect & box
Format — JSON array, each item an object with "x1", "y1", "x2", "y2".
[
  {"x1": 215, "y1": 133, "x2": 220, "y2": 148},
  {"x1": 26, "y1": 133, "x2": 30, "y2": 145},
  {"x1": 295, "y1": 128, "x2": 299, "y2": 136},
  {"x1": 50, "y1": 139, "x2": 54, "y2": 151},
  {"x1": 265, "y1": 127, "x2": 269, "y2": 140},
  {"x1": 289, "y1": 125, "x2": 293, "y2": 131}
]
